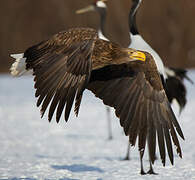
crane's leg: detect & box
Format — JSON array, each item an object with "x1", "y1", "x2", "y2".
[
  {"x1": 106, "y1": 106, "x2": 113, "y2": 140},
  {"x1": 123, "y1": 142, "x2": 131, "y2": 160}
]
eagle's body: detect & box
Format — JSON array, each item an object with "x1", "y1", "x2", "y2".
[{"x1": 10, "y1": 27, "x2": 184, "y2": 174}]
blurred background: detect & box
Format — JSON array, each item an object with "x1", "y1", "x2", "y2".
[{"x1": 1, "y1": 0, "x2": 195, "y2": 73}]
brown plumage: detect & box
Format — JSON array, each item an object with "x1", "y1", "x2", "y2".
[{"x1": 11, "y1": 27, "x2": 184, "y2": 173}]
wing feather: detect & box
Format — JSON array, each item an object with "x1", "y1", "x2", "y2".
[
  {"x1": 128, "y1": 90, "x2": 143, "y2": 146},
  {"x1": 48, "y1": 89, "x2": 62, "y2": 121},
  {"x1": 56, "y1": 86, "x2": 70, "y2": 122},
  {"x1": 164, "y1": 123, "x2": 174, "y2": 165},
  {"x1": 147, "y1": 100, "x2": 157, "y2": 164},
  {"x1": 122, "y1": 81, "x2": 140, "y2": 135}
]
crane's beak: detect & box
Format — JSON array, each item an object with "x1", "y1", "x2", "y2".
[
  {"x1": 129, "y1": 50, "x2": 146, "y2": 62},
  {"x1": 76, "y1": 5, "x2": 95, "y2": 14}
]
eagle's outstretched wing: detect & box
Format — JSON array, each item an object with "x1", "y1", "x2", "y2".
[
  {"x1": 24, "y1": 28, "x2": 98, "y2": 122},
  {"x1": 87, "y1": 70, "x2": 184, "y2": 166}
]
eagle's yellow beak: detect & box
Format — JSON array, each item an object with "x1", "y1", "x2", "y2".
[{"x1": 129, "y1": 51, "x2": 146, "y2": 62}]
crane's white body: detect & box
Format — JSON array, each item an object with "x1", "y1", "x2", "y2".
[
  {"x1": 98, "y1": 30, "x2": 108, "y2": 41},
  {"x1": 129, "y1": 33, "x2": 167, "y2": 78}
]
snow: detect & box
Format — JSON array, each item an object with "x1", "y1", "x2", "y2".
[{"x1": 0, "y1": 71, "x2": 195, "y2": 180}]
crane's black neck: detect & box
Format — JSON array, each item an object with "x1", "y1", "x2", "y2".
[
  {"x1": 129, "y1": 0, "x2": 141, "y2": 35},
  {"x1": 97, "y1": 8, "x2": 107, "y2": 37}
]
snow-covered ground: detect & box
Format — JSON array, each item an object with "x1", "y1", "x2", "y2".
[{"x1": 0, "y1": 71, "x2": 195, "y2": 180}]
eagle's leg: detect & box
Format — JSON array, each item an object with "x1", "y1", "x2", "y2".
[
  {"x1": 147, "y1": 160, "x2": 158, "y2": 175},
  {"x1": 140, "y1": 149, "x2": 146, "y2": 175}
]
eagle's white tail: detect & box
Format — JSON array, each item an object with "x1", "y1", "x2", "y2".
[{"x1": 10, "y1": 53, "x2": 27, "y2": 76}]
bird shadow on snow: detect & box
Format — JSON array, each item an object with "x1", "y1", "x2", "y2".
[
  {"x1": 4, "y1": 178, "x2": 37, "y2": 180},
  {"x1": 5, "y1": 178, "x2": 79, "y2": 180},
  {"x1": 51, "y1": 164, "x2": 104, "y2": 173}
]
